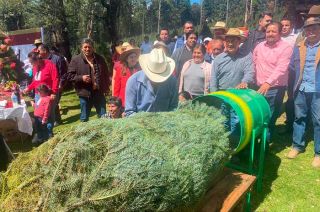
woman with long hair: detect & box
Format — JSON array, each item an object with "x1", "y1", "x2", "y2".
[{"x1": 112, "y1": 43, "x2": 140, "y2": 107}]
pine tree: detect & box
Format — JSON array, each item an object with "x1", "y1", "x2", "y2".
[{"x1": 1, "y1": 103, "x2": 231, "y2": 211}]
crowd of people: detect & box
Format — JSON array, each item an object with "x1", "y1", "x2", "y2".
[{"x1": 24, "y1": 5, "x2": 320, "y2": 168}]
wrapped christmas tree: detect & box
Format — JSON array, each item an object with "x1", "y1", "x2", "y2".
[{"x1": 0, "y1": 103, "x2": 232, "y2": 212}]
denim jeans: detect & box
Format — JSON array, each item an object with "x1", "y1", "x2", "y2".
[
  {"x1": 285, "y1": 98, "x2": 295, "y2": 130},
  {"x1": 221, "y1": 103, "x2": 240, "y2": 148},
  {"x1": 35, "y1": 93, "x2": 57, "y2": 137},
  {"x1": 79, "y1": 92, "x2": 106, "y2": 122},
  {"x1": 54, "y1": 91, "x2": 62, "y2": 123},
  {"x1": 285, "y1": 69, "x2": 296, "y2": 130},
  {"x1": 292, "y1": 91, "x2": 320, "y2": 156},
  {"x1": 34, "y1": 116, "x2": 49, "y2": 141},
  {"x1": 264, "y1": 86, "x2": 286, "y2": 138}
]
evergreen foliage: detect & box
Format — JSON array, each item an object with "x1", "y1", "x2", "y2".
[
  {"x1": 0, "y1": 103, "x2": 231, "y2": 211},
  {"x1": 0, "y1": 39, "x2": 25, "y2": 83}
]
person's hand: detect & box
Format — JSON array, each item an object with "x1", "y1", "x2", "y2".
[
  {"x1": 257, "y1": 83, "x2": 271, "y2": 95},
  {"x1": 42, "y1": 120, "x2": 47, "y2": 125},
  {"x1": 31, "y1": 101, "x2": 35, "y2": 107},
  {"x1": 235, "y1": 82, "x2": 248, "y2": 89},
  {"x1": 58, "y1": 84, "x2": 64, "y2": 93},
  {"x1": 50, "y1": 94, "x2": 56, "y2": 100},
  {"x1": 82, "y1": 75, "x2": 91, "y2": 83},
  {"x1": 23, "y1": 88, "x2": 29, "y2": 94}
]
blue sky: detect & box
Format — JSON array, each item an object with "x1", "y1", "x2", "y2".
[{"x1": 191, "y1": 0, "x2": 200, "y2": 4}]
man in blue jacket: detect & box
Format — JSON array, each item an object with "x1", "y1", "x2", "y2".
[
  {"x1": 173, "y1": 21, "x2": 195, "y2": 53},
  {"x1": 125, "y1": 48, "x2": 178, "y2": 117},
  {"x1": 287, "y1": 17, "x2": 320, "y2": 168}
]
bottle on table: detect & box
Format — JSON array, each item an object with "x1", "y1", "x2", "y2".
[{"x1": 11, "y1": 85, "x2": 21, "y2": 107}]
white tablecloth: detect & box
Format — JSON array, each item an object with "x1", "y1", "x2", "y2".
[{"x1": 0, "y1": 101, "x2": 33, "y2": 135}]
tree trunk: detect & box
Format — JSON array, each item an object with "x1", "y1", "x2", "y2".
[
  {"x1": 101, "y1": 0, "x2": 121, "y2": 45},
  {"x1": 284, "y1": 0, "x2": 296, "y2": 20},
  {"x1": 51, "y1": 0, "x2": 72, "y2": 61},
  {"x1": 244, "y1": 0, "x2": 249, "y2": 26}
]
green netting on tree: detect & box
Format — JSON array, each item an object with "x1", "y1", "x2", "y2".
[{"x1": 0, "y1": 103, "x2": 231, "y2": 212}]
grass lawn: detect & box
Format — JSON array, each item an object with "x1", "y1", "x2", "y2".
[
  {"x1": 6, "y1": 90, "x2": 320, "y2": 211},
  {"x1": 252, "y1": 120, "x2": 320, "y2": 211}
]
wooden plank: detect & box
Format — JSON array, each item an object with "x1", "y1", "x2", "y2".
[{"x1": 200, "y1": 168, "x2": 256, "y2": 212}]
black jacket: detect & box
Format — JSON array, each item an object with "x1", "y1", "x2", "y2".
[
  {"x1": 67, "y1": 53, "x2": 110, "y2": 97},
  {"x1": 240, "y1": 29, "x2": 266, "y2": 56}
]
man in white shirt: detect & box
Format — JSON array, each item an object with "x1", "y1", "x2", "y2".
[
  {"x1": 280, "y1": 17, "x2": 298, "y2": 134},
  {"x1": 281, "y1": 17, "x2": 298, "y2": 47}
]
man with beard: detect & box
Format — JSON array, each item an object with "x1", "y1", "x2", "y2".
[
  {"x1": 171, "y1": 31, "x2": 198, "y2": 83},
  {"x1": 287, "y1": 17, "x2": 320, "y2": 168},
  {"x1": 241, "y1": 11, "x2": 273, "y2": 55},
  {"x1": 253, "y1": 22, "x2": 293, "y2": 139}
]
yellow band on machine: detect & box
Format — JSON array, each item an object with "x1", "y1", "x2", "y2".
[{"x1": 213, "y1": 91, "x2": 254, "y2": 152}]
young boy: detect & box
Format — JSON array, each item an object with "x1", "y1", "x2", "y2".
[
  {"x1": 32, "y1": 84, "x2": 52, "y2": 144},
  {"x1": 102, "y1": 96, "x2": 124, "y2": 119}
]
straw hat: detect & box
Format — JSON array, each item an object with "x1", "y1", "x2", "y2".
[
  {"x1": 223, "y1": 28, "x2": 246, "y2": 42},
  {"x1": 303, "y1": 17, "x2": 320, "y2": 28},
  {"x1": 308, "y1": 5, "x2": 320, "y2": 16},
  {"x1": 115, "y1": 42, "x2": 130, "y2": 54},
  {"x1": 139, "y1": 48, "x2": 175, "y2": 83},
  {"x1": 34, "y1": 38, "x2": 42, "y2": 45},
  {"x1": 211, "y1": 21, "x2": 227, "y2": 30},
  {"x1": 118, "y1": 43, "x2": 141, "y2": 62}
]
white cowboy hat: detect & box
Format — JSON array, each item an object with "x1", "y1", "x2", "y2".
[{"x1": 139, "y1": 48, "x2": 175, "y2": 83}]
